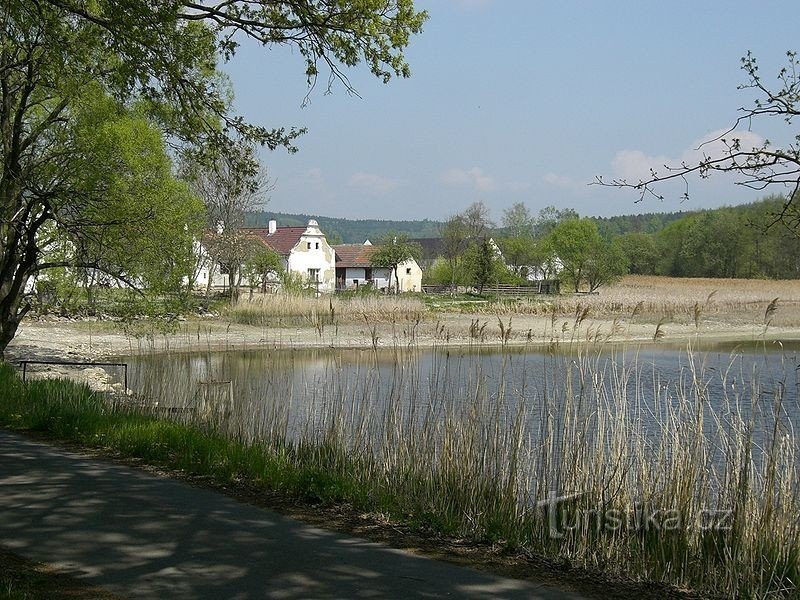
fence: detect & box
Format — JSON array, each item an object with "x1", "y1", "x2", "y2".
[
  {"x1": 422, "y1": 280, "x2": 561, "y2": 296},
  {"x1": 18, "y1": 360, "x2": 128, "y2": 390}
]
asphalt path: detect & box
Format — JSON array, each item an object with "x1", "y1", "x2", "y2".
[{"x1": 0, "y1": 430, "x2": 586, "y2": 599}]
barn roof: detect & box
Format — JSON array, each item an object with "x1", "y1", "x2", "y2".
[
  {"x1": 244, "y1": 227, "x2": 306, "y2": 256},
  {"x1": 333, "y1": 244, "x2": 378, "y2": 268}
]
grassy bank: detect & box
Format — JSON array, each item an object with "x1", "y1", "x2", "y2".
[{"x1": 2, "y1": 343, "x2": 798, "y2": 598}]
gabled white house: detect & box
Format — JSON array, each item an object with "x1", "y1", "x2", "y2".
[
  {"x1": 253, "y1": 219, "x2": 336, "y2": 292},
  {"x1": 333, "y1": 241, "x2": 422, "y2": 293},
  {"x1": 196, "y1": 219, "x2": 337, "y2": 292}
]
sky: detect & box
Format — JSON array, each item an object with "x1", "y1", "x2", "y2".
[{"x1": 223, "y1": 1, "x2": 800, "y2": 223}]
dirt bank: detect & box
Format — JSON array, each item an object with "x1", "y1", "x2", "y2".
[{"x1": 7, "y1": 309, "x2": 799, "y2": 364}]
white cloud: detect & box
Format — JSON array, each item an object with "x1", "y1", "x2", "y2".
[
  {"x1": 611, "y1": 129, "x2": 765, "y2": 183},
  {"x1": 305, "y1": 167, "x2": 326, "y2": 190},
  {"x1": 440, "y1": 167, "x2": 496, "y2": 192},
  {"x1": 348, "y1": 171, "x2": 399, "y2": 195},
  {"x1": 543, "y1": 172, "x2": 587, "y2": 192}
]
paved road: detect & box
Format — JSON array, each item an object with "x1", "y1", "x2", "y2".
[{"x1": 0, "y1": 430, "x2": 585, "y2": 599}]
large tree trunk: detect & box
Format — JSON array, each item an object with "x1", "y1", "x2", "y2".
[{"x1": 0, "y1": 262, "x2": 33, "y2": 361}]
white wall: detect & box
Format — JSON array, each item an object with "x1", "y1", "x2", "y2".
[
  {"x1": 395, "y1": 258, "x2": 423, "y2": 292},
  {"x1": 285, "y1": 221, "x2": 336, "y2": 292}
]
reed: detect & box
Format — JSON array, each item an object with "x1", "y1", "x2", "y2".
[
  {"x1": 473, "y1": 275, "x2": 800, "y2": 325},
  {"x1": 226, "y1": 292, "x2": 427, "y2": 326},
  {"x1": 1, "y1": 338, "x2": 798, "y2": 597}
]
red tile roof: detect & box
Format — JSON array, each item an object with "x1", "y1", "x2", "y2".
[
  {"x1": 333, "y1": 244, "x2": 378, "y2": 268},
  {"x1": 244, "y1": 227, "x2": 306, "y2": 256}
]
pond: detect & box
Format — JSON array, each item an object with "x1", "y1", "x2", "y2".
[{"x1": 126, "y1": 339, "x2": 800, "y2": 450}]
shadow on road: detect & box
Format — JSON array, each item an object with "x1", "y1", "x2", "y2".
[{"x1": 0, "y1": 430, "x2": 581, "y2": 599}]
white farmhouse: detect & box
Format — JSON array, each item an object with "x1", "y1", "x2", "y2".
[
  {"x1": 333, "y1": 241, "x2": 422, "y2": 293},
  {"x1": 252, "y1": 219, "x2": 336, "y2": 292},
  {"x1": 195, "y1": 219, "x2": 336, "y2": 292}
]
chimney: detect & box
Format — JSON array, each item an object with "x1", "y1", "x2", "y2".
[{"x1": 268, "y1": 219, "x2": 277, "y2": 235}]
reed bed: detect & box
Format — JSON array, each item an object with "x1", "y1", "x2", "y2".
[
  {"x1": 2, "y1": 340, "x2": 799, "y2": 597},
  {"x1": 484, "y1": 275, "x2": 800, "y2": 324},
  {"x1": 227, "y1": 292, "x2": 427, "y2": 326}
]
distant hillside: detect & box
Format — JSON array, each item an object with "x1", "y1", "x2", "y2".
[
  {"x1": 245, "y1": 211, "x2": 443, "y2": 244},
  {"x1": 246, "y1": 208, "x2": 701, "y2": 243},
  {"x1": 593, "y1": 210, "x2": 700, "y2": 237}
]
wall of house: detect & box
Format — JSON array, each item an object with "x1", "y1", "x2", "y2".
[
  {"x1": 286, "y1": 221, "x2": 336, "y2": 292},
  {"x1": 342, "y1": 267, "x2": 367, "y2": 288},
  {"x1": 340, "y1": 262, "x2": 422, "y2": 292},
  {"x1": 396, "y1": 259, "x2": 423, "y2": 292}
]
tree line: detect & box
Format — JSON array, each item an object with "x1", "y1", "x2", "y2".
[
  {"x1": 616, "y1": 196, "x2": 800, "y2": 279},
  {"x1": 422, "y1": 195, "x2": 800, "y2": 294}
]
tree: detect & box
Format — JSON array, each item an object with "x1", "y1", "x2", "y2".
[
  {"x1": 534, "y1": 206, "x2": 579, "y2": 239},
  {"x1": 243, "y1": 245, "x2": 283, "y2": 296},
  {"x1": 498, "y1": 235, "x2": 537, "y2": 277},
  {"x1": 439, "y1": 215, "x2": 471, "y2": 292},
  {"x1": 598, "y1": 50, "x2": 800, "y2": 233},
  {"x1": 583, "y1": 239, "x2": 627, "y2": 293},
  {"x1": 617, "y1": 232, "x2": 659, "y2": 275},
  {"x1": 502, "y1": 202, "x2": 535, "y2": 238},
  {"x1": 182, "y1": 141, "x2": 270, "y2": 298},
  {"x1": 0, "y1": 0, "x2": 427, "y2": 358},
  {"x1": 464, "y1": 236, "x2": 514, "y2": 294},
  {"x1": 370, "y1": 233, "x2": 422, "y2": 292},
  {"x1": 547, "y1": 218, "x2": 626, "y2": 292},
  {"x1": 499, "y1": 202, "x2": 536, "y2": 277},
  {"x1": 462, "y1": 201, "x2": 494, "y2": 239}
]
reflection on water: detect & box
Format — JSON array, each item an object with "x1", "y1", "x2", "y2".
[{"x1": 127, "y1": 341, "x2": 800, "y2": 447}]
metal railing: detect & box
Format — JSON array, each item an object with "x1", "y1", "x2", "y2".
[{"x1": 18, "y1": 360, "x2": 128, "y2": 391}]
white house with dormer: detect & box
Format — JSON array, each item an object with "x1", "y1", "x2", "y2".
[{"x1": 195, "y1": 219, "x2": 336, "y2": 292}]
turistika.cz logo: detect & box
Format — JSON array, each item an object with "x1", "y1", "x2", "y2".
[{"x1": 536, "y1": 491, "x2": 733, "y2": 539}]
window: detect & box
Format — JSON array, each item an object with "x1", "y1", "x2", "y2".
[
  {"x1": 308, "y1": 268, "x2": 319, "y2": 282},
  {"x1": 406, "y1": 268, "x2": 412, "y2": 275},
  {"x1": 307, "y1": 242, "x2": 311, "y2": 250},
  {"x1": 315, "y1": 242, "x2": 319, "y2": 249}
]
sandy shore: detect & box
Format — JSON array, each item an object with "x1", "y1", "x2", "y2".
[{"x1": 7, "y1": 309, "x2": 799, "y2": 364}]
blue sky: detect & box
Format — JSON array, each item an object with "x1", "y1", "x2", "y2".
[{"x1": 224, "y1": 1, "x2": 800, "y2": 222}]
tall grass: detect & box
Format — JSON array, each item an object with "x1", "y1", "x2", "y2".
[
  {"x1": 227, "y1": 292, "x2": 427, "y2": 326},
  {"x1": 465, "y1": 275, "x2": 800, "y2": 325},
  {"x1": 2, "y1": 339, "x2": 799, "y2": 597}
]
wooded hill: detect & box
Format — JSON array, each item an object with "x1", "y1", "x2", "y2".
[
  {"x1": 245, "y1": 211, "x2": 442, "y2": 244},
  {"x1": 246, "y1": 209, "x2": 696, "y2": 244},
  {"x1": 248, "y1": 197, "x2": 800, "y2": 280}
]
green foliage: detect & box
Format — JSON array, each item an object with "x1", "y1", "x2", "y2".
[
  {"x1": 370, "y1": 233, "x2": 422, "y2": 291},
  {"x1": 68, "y1": 88, "x2": 205, "y2": 294},
  {"x1": 497, "y1": 235, "x2": 537, "y2": 275},
  {"x1": 280, "y1": 271, "x2": 313, "y2": 294},
  {"x1": 0, "y1": 0, "x2": 427, "y2": 356},
  {"x1": 616, "y1": 232, "x2": 660, "y2": 275},
  {"x1": 243, "y1": 246, "x2": 284, "y2": 293},
  {"x1": 423, "y1": 258, "x2": 469, "y2": 286},
  {"x1": 534, "y1": 206, "x2": 579, "y2": 238},
  {"x1": 548, "y1": 218, "x2": 626, "y2": 292},
  {"x1": 460, "y1": 239, "x2": 517, "y2": 292},
  {"x1": 645, "y1": 196, "x2": 800, "y2": 279}
]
